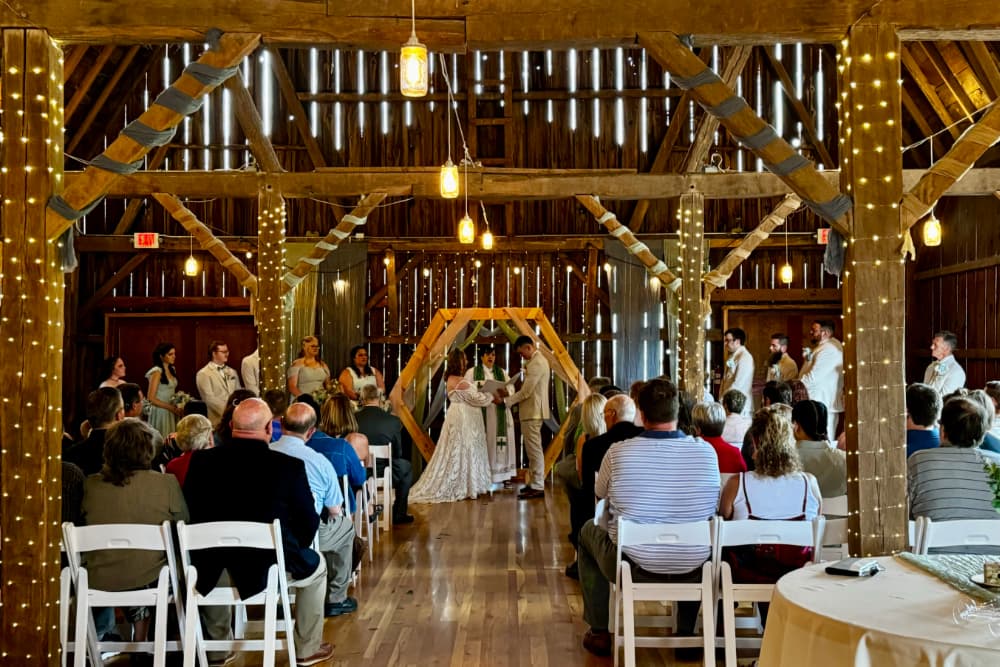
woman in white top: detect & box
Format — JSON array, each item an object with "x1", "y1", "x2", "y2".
[
  {"x1": 338, "y1": 345, "x2": 385, "y2": 402},
  {"x1": 287, "y1": 336, "x2": 331, "y2": 398},
  {"x1": 720, "y1": 406, "x2": 822, "y2": 588},
  {"x1": 98, "y1": 356, "x2": 127, "y2": 388}
]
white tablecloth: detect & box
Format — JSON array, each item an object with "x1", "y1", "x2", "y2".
[{"x1": 759, "y1": 556, "x2": 1000, "y2": 666}]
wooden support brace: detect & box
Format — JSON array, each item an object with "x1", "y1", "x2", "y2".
[
  {"x1": 640, "y1": 31, "x2": 851, "y2": 236},
  {"x1": 576, "y1": 194, "x2": 680, "y2": 291},
  {"x1": 899, "y1": 100, "x2": 1000, "y2": 255},
  {"x1": 151, "y1": 193, "x2": 259, "y2": 294},
  {"x1": 46, "y1": 32, "x2": 261, "y2": 240},
  {"x1": 280, "y1": 192, "x2": 387, "y2": 294},
  {"x1": 223, "y1": 72, "x2": 283, "y2": 173}
]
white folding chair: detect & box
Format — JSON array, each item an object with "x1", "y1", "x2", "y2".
[
  {"x1": 351, "y1": 477, "x2": 374, "y2": 563},
  {"x1": 916, "y1": 517, "x2": 1000, "y2": 555},
  {"x1": 909, "y1": 519, "x2": 921, "y2": 552},
  {"x1": 613, "y1": 517, "x2": 717, "y2": 667},
  {"x1": 61, "y1": 521, "x2": 185, "y2": 667},
  {"x1": 822, "y1": 494, "x2": 848, "y2": 517},
  {"x1": 819, "y1": 495, "x2": 849, "y2": 561},
  {"x1": 713, "y1": 516, "x2": 825, "y2": 667},
  {"x1": 175, "y1": 520, "x2": 296, "y2": 667},
  {"x1": 367, "y1": 444, "x2": 393, "y2": 532},
  {"x1": 341, "y1": 474, "x2": 363, "y2": 585}
]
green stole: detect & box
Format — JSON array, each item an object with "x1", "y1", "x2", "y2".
[{"x1": 474, "y1": 364, "x2": 508, "y2": 448}]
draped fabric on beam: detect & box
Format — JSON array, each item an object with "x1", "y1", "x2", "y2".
[
  {"x1": 315, "y1": 241, "x2": 368, "y2": 381},
  {"x1": 606, "y1": 241, "x2": 666, "y2": 388},
  {"x1": 285, "y1": 243, "x2": 320, "y2": 367}
]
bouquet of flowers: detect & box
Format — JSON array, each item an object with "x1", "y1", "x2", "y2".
[
  {"x1": 170, "y1": 391, "x2": 193, "y2": 409},
  {"x1": 311, "y1": 387, "x2": 329, "y2": 405},
  {"x1": 985, "y1": 461, "x2": 1000, "y2": 512}
]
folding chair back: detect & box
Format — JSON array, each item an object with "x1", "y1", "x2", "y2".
[
  {"x1": 823, "y1": 494, "x2": 848, "y2": 517},
  {"x1": 917, "y1": 517, "x2": 1000, "y2": 555},
  {"x1": 714, "y1": 516, "x2": 825, "y2": 667},
  {"x1": 367, "y1": 444, "x2": 392, "y2": 532},
  {"x1": 61, "y1": 521, "x2": 184, "y2": 667},
  {"x1": 175, "y1": 519, "x2": 296, "y2": 667},
  {"x1": 613, "y1": 517, "x2": 717, "y2": 667}
]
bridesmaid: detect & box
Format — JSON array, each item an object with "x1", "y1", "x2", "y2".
[
  {"x1": 287, "y1": 335, "x2": 331, "y2": 399},
  {"x1": 98, "y1": 356, "x2": 127, "y2": 388},
  {"x1": 338, "y1": 345, "x2": 385, "y2": 402},
  {"x1": 146, "y1": 342, "x2": 183, "y2": 438}
]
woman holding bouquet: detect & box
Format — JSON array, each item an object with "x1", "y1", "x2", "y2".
[
  {"x1": 464, "y1": 346, "x2": 517, "y2": 484},
  {"x1": 288, "y1": 335, "x2": 331, "y2": 399},
  {"x1": 146, "y1": 342, "x2": 184, "y2": 438}
]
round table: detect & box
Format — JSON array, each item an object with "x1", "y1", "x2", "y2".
[{"x1": 759, "y1": 556, "x2": 1000, "y2": 666}]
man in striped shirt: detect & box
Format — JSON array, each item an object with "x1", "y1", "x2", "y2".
[{"x1": 579, "y1": 378, "x2": 721, "y2": 657}]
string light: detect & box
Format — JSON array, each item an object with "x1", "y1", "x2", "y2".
[
  {"x1": 457, "y1": 151, "x2": 474, "y2": 243},
  {"x1": 439, "y1": 75, "x2": 459, "y2": 198},
  {"x1": 399, "y1": 0, "x2": 428, "y2": 97}
]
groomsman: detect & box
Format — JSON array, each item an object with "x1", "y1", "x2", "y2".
[
  {"x1": 196, "y1": 340, "x2": 242, "y2": 426},
  {"x1": 506, "y1": 335, "x2": 551, "y2": 499}
]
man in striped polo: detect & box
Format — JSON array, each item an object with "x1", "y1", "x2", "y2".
[{"x1": 579, "y1": 378, "x2": 721, "y2": 658}]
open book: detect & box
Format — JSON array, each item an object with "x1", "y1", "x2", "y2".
[{"x1": 478, "y1": 378, "x2": 513, "y2": 394}]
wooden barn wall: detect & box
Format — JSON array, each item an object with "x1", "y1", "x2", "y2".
[{"x1": 907, "y1": 195, "x2": 1000, "y2": 389}]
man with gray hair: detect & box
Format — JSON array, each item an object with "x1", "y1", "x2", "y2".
[
  {"x1": 356, "y1": 383, "x2": 413, "y2": 524},
  {"x1": 924, "y1": 330, "x2": 966, "y2": 396},
  {"x1": 272, "y1": 402, "x2": 357, "y2": 617},
  {"x1": 563, "y1": 394, "x2": 643, "y2": 580}
]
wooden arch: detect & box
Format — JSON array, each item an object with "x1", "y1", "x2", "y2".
[{"x1": 388, "y1": 307, "x2": 589, "y2": 475}]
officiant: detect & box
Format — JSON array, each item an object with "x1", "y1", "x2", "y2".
[{"x1": 465, "y1": 346, "x2": 517, "y2": 485}]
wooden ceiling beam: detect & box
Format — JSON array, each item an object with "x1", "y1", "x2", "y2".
[
  {"x1": 62, "y1": 44, "x2": 87, "y2": 80},
  {"x1": 266, "y1": 46, "x2": 327, "y2": 170},
  {"x1": 64, "y1": 44, "x2": 113, "y2": 123},
  {"x1": 901, "y1": 44, "x2": 963, "y2": 138},
  {"x1": 901, "y1": 85, "x2": 947, "y2": 159},
  {"x1": 223, "y1": 72, "x2": 283, "y2": 173},
  {"x1": 761, "y1": 46, "x2": 835, "y2": 168},
  {"x1": 74, "y1": 167, "x2": 1000, "y2": 200},
  {"x1": 959, "y1": 41, "x2": 1000, "y2": 100},
  {"x1": 913, "y1": 41, "x2": 978, "y2": 119},
  {"x1": 10, "y1": 2, "x2": 1000, "y2": 48},
  {"x1": 66, "y1": 45, "x2": 140, "y2": 154}
]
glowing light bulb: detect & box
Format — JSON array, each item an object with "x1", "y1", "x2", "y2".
[
  {"x1": 457, "y1": 214, "x2": 475, "y2": 244},
  {"x1": 922, "y1": 215, "x2": 942, "y2": 246},
  {"x1": 440, "y1": 159, "x2": 460, "y2": 199},
  {"x1": 184, "y1": 255, "x2": 200, "y2": 276},
  {"x1": 400, "y1": 34, "x2": 428, "y2": 97},
  {"x1": 481, "y1": 229, "x2": 494, "y2": 250},
  {"x1": 779, "y1": 263, "x2": 794, "y2": 284}
]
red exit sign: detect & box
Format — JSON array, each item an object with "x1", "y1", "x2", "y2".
[
  {"x1": 133, "y1": 232, "x2": 160, "y2": 249},
  {"x1": 816, "y1": 228, "x2": 830, "y2": 245}
]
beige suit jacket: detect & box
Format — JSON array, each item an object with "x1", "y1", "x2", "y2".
[{"x1": 506, "y1": 350, "x2": 551, "y2": 421}]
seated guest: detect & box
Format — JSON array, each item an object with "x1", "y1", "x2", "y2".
[
  {"x1": 720, "y1": 406, "x2": 823, "y2": 593},
  {"x1": 272, "y1": 403, "x2": 356, "y2": 618},
  {"x1": 183, "y1": 398, "x2": 333, "y2": 666},
  {"x1": 557, "y1": 392, "x2": 609, "y2": 579},
  {"x1": 323, "y1": 393, "x2": 370, "y2": 466},
  {"x1": 791, "y1": 400, "x2": 847, "y2": 497},
  {"x1": 691, "y1": 402, "x2": 747, "y2": 474},
  {"x1": 561, "y1": 376, "x2": 612, "y2": 456},
  {"x1": 355, "y1": 385, "x2": 413, "y2": 524},
  {"x1": 676, "y1": 390, "x2": 697, "y2": 435},
  {"x1": 985, "y1": 381, "x2": 1000, "y2": 439},
  {"x1": 65, "y1": 387, "x2": 125, "y2": 476},
  {"x1": 906, "y1": 383, "x2": 942, "y2": 458},
  {"x1": 310, "y1": 398, "x2": 368, "y2": 515},
  {"x1": 967, "y1": 389, "x2": 1000, "y2": 454},
  {"x1": 164, "y1": 414, "x2": 213, "y2": 487},
  {"x1": 119, "y1": 382, "x2": 163, "y2": 456},
  {"x1": 721, "y1": 389, "x2": 752, "y2": 447},
  {"x1": 909, "y1": 396, "x2": 1000, "y2": 552},
  {"x1": 788, "y1": 379, "x2": 810, "y2": 404},
  {"x1": 263, "y1": 388, "x2": 289, "y2": 442},
  {"x1": 743, "y1": 382, "x2": 794, "y2": 471},
  {"x1": 212, "y1": 389, "x2": 256, "y2": 447},
  {"x1": 579, "y1": 379, "x2": 720, "y2": 658},
  {"x1": 62, "y1": 461, "x2": 85, "y2": 527},
  {"x1": 80, "y1": 418, "x2": 189, "y2": 644}
]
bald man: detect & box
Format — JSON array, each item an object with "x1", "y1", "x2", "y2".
[{"x1": 183, "y1": 398, "x2": 334, "y2": 665}]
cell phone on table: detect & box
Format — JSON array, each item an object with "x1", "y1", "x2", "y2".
[{"x1": 825, "y1": 558, "x2": 882, "y2": 577}]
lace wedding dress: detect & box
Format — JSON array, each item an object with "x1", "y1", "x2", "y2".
[{"x1": 409, "y1": 380, "x2": 494, "y2": 503}]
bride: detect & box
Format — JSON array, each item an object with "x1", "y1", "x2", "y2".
[{"x1": 409, "y1": 348, "x2": 501, "y2": 503}]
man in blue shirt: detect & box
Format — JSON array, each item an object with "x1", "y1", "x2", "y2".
[{"x1": 906, "y1": 383, "x2": 941, "y2": 458}]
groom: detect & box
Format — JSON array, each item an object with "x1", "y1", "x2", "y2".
[{"x1": 506, "y1": 335, "x2": 551, "y2": 500}]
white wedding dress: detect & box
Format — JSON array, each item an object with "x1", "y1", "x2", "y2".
[{"x1": 409, "y1": 380, "x2": 494, "y2": 503}]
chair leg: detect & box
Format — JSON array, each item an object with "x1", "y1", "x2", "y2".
[
  {"x1": 701, "y1": 569, "x2": 715, "y2": 667},
  {"x1": 263, "y1": 590, "x2": 277, "y2": 667},
  {"x1": 721, "y1": 565, "x2": 738, "y2": 667},
  {"x1": 60, "y1": 568, "x2": 71, "y2": 667},
  {"x1": 72, "y1": 575, "x2": 90, "y2": 667},
  {"x1": 621, "y1": 568, "x2": 636, "y2": 667},
  {"x1": 610, "y1": 580, "x2": 620, "y2": 667}
]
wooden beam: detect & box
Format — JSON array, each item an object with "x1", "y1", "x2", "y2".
[
  {"x1": 66, "y1": 45, "x2": 139, "y2": 154},
  {"x1": 914, "y1": 253, "x2": 1000, "y2": 281},
  {"x1": 900, "y1": 85, "x2": 947, "y2": 160},
  {"x1": 62, "y1": 44, "x2": 87, "y2": 80},
  {"x1": 385, "y1": 248, "x2": 399, "y2": 334},
  {"x1": 64, "y1": 44, "x2": 113, "y2": 123},
  {"x1": 11, "y1": 2, "x2": 1000, "y2": 47},
  {"x1": 703, "y1": 194, "x2": 802, "y2": 292},
  {"x1": 840, "y1": 22, "x2": 907, "y2": 557},
  {"x1": 761, "y1": 46, "x2": 835, "y2": 168},
  {"x1": 301, "y1": 87, "x2": 683, "y2": 104},
  {"x1": 961, "y1": 41, "x2": 1000, "y2": 100},
  {"x1": 901, "y1": 44, "x2": 963, "y2": 139},
  {"x1": 95, "y1": 296, "x2": 250, "y2": 311},
  {"x1": 267, "y1": 46, "x2": 327, "y2": 169},
  {"x1": 71, "y1": 167, "x2": 1000, "y2": 201},
  {"x1": 0, "y1": 28, "x2": 65, "y2": 661},
  {"x1": 712, "y1": 287, "x2": 841, "y2": 303},
  {"x1": 913, "y1": 42, "x2": 977, "y2": 120},
  {"x1": 681, "y1": 46, "x2": 755, "y2": 173},
  {"x1": 45, "y1": 32, "x2": 261, "y2": 241},
  {"x1": 111, "y1": 144, "x2": 168, "y2": 235},
  {"x1": 640, "y1": 31, "x2": 851, "y2": 236},
  {"x1": 78, "y1": 254, "x2": 149, "y2": 319},
  {"x1": 151, "y1": 193, "x2": 259, "y2": 294},
  {"x1": 223, "y1": 72, "x2": 283, "y2": 173},
  {"x1": 576, "y1": 195, "x2": 680, "y2": 290},
  {"x1": 899, "y1": 101, "x2": 1000, "y2": 239},
  {"x1": 280, "y1": 192, "x2": 387, "y2": 294}
]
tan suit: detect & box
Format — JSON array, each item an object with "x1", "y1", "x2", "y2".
[
  {"x1": 196, "y1": 362, "x2": 242, "y2": 426},
  {"x1": 507, "y1": 350, "x2": 551, "y2": 490}
]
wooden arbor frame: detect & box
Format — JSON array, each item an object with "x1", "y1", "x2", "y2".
[{"x1": 388, "y1": 307, "x2": 589, "y2": 475}]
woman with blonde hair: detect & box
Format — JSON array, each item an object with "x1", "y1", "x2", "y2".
[
  {"x1": 287, "y1": 336, "x2": 331, "y2": 398},
  {"x1": 320, "y1": 393, "x2": 369, "y2": 464},
  {"x1": 720, "y1": 406, "x2": 822, "y2": 587}
]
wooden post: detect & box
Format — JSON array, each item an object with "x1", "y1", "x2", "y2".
[
  {"x1": 0, "y1": 28, "x2": 64, "y2": 662},
  {"x1": 257, "y1": 183, "x2": 287, "y2": 393},
  {"x1": 678, "y1": 191, "x2": 707, "y2": 396},
  {"x1": 840, "y1": 23, "x2": 908, "y2": 556}
]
